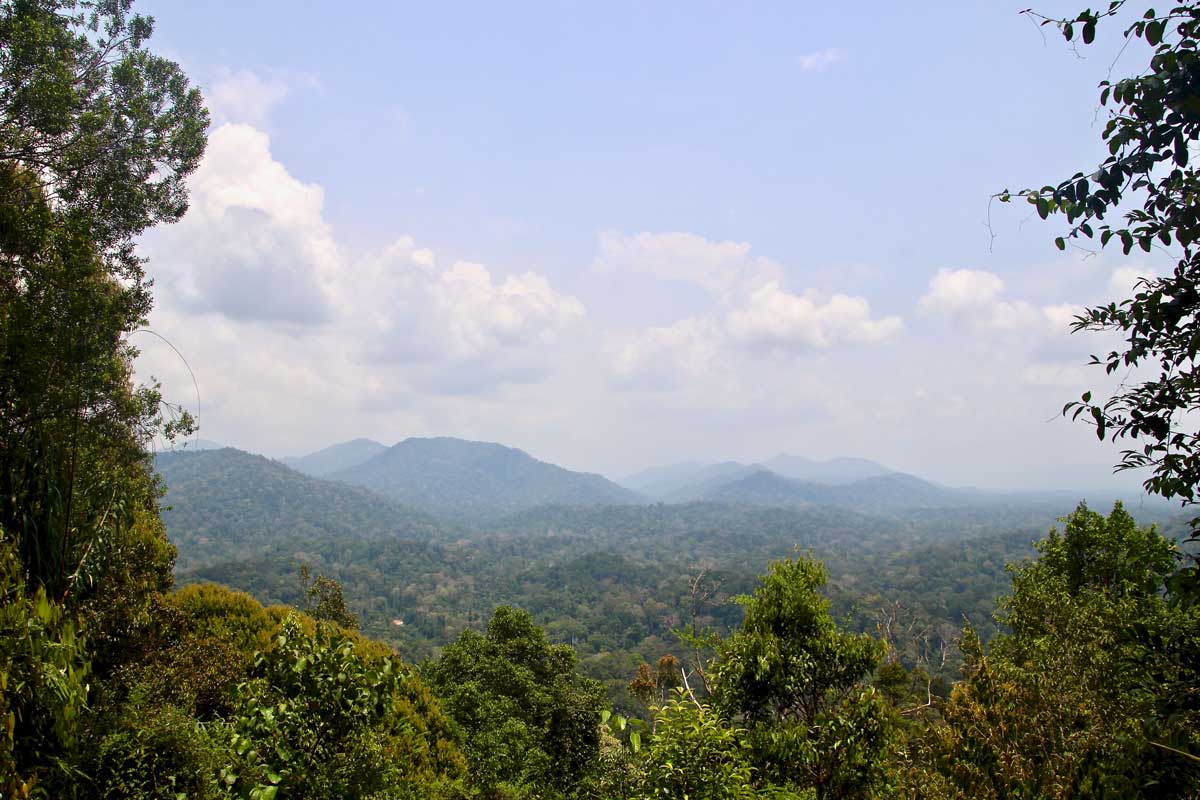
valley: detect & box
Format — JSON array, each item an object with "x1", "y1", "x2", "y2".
[{"x1": 157, "y1": 436, "x2": 1179, "y2": 712}]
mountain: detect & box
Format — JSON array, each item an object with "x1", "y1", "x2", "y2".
[
  {"x1": 621, "y1": 461, "x2": 761, "y2": 498},
  {"x1": 281, "y1": 438, "x2": 388, "y2": 477},
  {"x1": 617, "y1": 461, "x2": 708, "y2": 493},
  {"x1": 762, "y1": 454, "x2": 894, "y2": 484},
  {"x1": 155, "y1": 447, "x2": 445, "y2": 570},
  {"x1": 623, "y1": 455, "x2": 895, "y2": 499},
  {"x1": 698, "y1": 469, "x2": 984, "y2": 513},
  {"x1": 329, "y1": 437, "x2": 646, "y2": 523}
]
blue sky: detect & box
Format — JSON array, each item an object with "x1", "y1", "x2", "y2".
[{"x1": 133, "y1": 1, "x2": 1171, "y2": 490}]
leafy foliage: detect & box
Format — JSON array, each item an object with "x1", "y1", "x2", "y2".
[
  {"x1": 0, "y1": 532, "x2": 89, "y2": 797},
  {"x1": 711, "y1": 555, "x2": 896, "y2": 800},
  {"x1": 639, "y1": 695, "x2": 810, "y2": 800},
  {"x1": 920, "y1": 504, "x2": 1200, "y2": 798},
  {"x1": 1007, "y1": 1, "x2": 1200, "y2": 534},
  {"x1": 426, "y1": 606, "x2": 606, "y2": 798},
  {"x1": 0, "y1": 0, "x2": 208, "y2": 278},
  {"x1": 225, "y1": 615, "x2": 465, "y2": 799}
]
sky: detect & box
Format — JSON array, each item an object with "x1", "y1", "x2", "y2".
[{"x1": 131, "y1": 1, "x2": 1173, "y2": 490}]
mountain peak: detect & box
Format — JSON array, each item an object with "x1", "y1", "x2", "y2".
[
  {"x1": 282, "y1": 438, "x2": 388, "y2": 477},
  {"x1": 332, "y1": 437, "x2": 644, "y2": 523}
]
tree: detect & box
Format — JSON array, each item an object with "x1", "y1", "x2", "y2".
[
  {"x1": 922, "y1": 504, "x2": 1200, "y2": 798},
  {"x1": 0, "y1": 0, "x2": 207, "y2": 659},
  {"x1": 223, "y1": 616, "x2": 465, "y2": 800},
  {"x1": 298, "y1": 564, "x2": 358, "y2": 630},
  {"x1": 1005, "y1": 2, "x2": 1200, "y2": 541},
  {"x1": 638, "y1": 694, "x2": 811, "y2": 800},
  {"x1": 710, "y1": 554, "x2": 895, "y2": 800},
  {"x1": 0, "y1": 0, "x2": 208, "y2": 284},
  {"x1": 425, "y1": 606, "x2": 606, "y2": 798},
  {"x1": 0, "y1": 1, "x2": 209, "y2": 790}
]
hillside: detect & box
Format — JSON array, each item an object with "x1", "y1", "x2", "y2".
[
  {"x1": 181, "y1": 499, "x2": 1055, "y2": 705},
  {"x1": 155, "y1": 448, "x2": 445, "y2": 570},
  {"x1": 330, "y1": 436, "x2": 646, "y2": 522},
  {"x1": 623, "y1": 454, "x2": 897, "y2": 498},
  {"x1": 281, "y1": 438, "x2": 388, "y2": 477}
]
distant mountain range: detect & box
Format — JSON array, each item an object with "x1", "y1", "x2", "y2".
[
  {"x1": 619, "y1": 454, "x2": 896, "y2": 499},
  {"x1": 153, "y1": 439, "x2": 1173, "y2": 571},
  {"x1": 617, "y1": 456, "x2": 1165, "y2": 516},
  {"x1": 281, "y1": 438, "x2": 387, "y2": 477},
  {"x1": 328, "y1": 437, "x2": 644, "y2": 523},
  {"x1": 154, "y1": 448, "x2": 444, "y2": 570}
]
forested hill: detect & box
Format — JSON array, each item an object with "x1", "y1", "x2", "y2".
[
  {"x1": 329, "y1": 436, "x2": 646, "y2": 522},
  {"x1": 281, "y1": 437, "x2": 387, "y2": 477},
  {"x1": 155, "y1": 448, "x2": 445, "y2": 570}
]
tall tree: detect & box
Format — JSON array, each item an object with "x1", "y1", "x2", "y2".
[
  {"x1": 710, "y1": 555, "x2": 895, "y2": 800},
  {"x1": 426, "y1": 606, "x2": 606, "y2": 798},
  {"x1": 0, "y1": 0, "x2": 208, "y2": 612},
  {"x1": 922, "y1": 504, "x2": 1200, "y2": 798}
]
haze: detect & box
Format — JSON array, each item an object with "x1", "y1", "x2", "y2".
[{"x1": 132, "y1": 1, "x2": 1167, "y2": 491}]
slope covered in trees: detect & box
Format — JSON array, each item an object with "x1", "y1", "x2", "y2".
[
  {"x1": 280, "y1": 438, "x2": 388, "y2": 477},
  {"x1": 330, "y1": 436, "x2": 646, "y2": 522},
  {"x1": 155, "y1": 447, "x2": 445, "y2": 570}
]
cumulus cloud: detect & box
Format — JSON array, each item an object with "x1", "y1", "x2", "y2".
[
  {"x1": 143, "y1": 122, "x2": 586, "y2": 399},
  {"x1": 727, "y1": 282, "x2": 902, "y2": 350},
  {"x1": 359, "y1": 242, "x2": 586, "y2": 368},
  {"x1": 797, "y1": 48, "x2": 847, "y2": 72},
  {"x1": 603, "y1": 235, "x2": 902, "y2": 389},
  {"x1": 920, "y1": 268, "x2": 1076, "y2": 334},
  {"x1": 148, "y1": 124, "x2": 338, "y2": 324},
  {"x1": 1019, "y1": 361, "x2": 1091, "y2": 388},
  {"x1": 206, "y1": 69, "x2": 292, "y2": 127},
  {"x1": 610, "y1": 317, "x2": 725, "y2": 387}
]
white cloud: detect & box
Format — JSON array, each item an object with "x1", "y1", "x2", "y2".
[
  {"x1": 920, "y1": 268, "x2": 1077, "y2": 334},
  {"x1": 605, "y1": 241, "x2": 902, "y2": 390},
  {"x1": 148, "y1": 124, "x2": 338, "y2": 324},
  {"x1": 360, "y1": 244, "x2": 586, "y2": 368},
  {"x1": 797, "y1": 48, "x2": 847, "y2": 72},
  {"x1": 610, "y1": 317, "x2": 725, "y2": 387},
  {"x1": 1109, "y1": 265, "x2": 1155, "y2": 299},
  {"x1": 727, "y1": 282, "x2": 902, "y2": 350},
  {"x1": 143, "y1": 122, "x2": 585, "y2": 397},
  {"x1": 207, "y1": 69, "x2": 291, "y2": 127}
]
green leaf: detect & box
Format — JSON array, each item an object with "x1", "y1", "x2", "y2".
[
  {"x1": 1083, "y1": 20, "x2": 1095, "y2": 43},
  {"x1": 1055, "y1": 236, "x2": 1066, "y2": 251},
  {"x1": 1147, "y1": 19, "x2": 1164, "y2": 45},
  {"x1": 629, "y1": 730, "x2": 642, "y2": 753}
]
